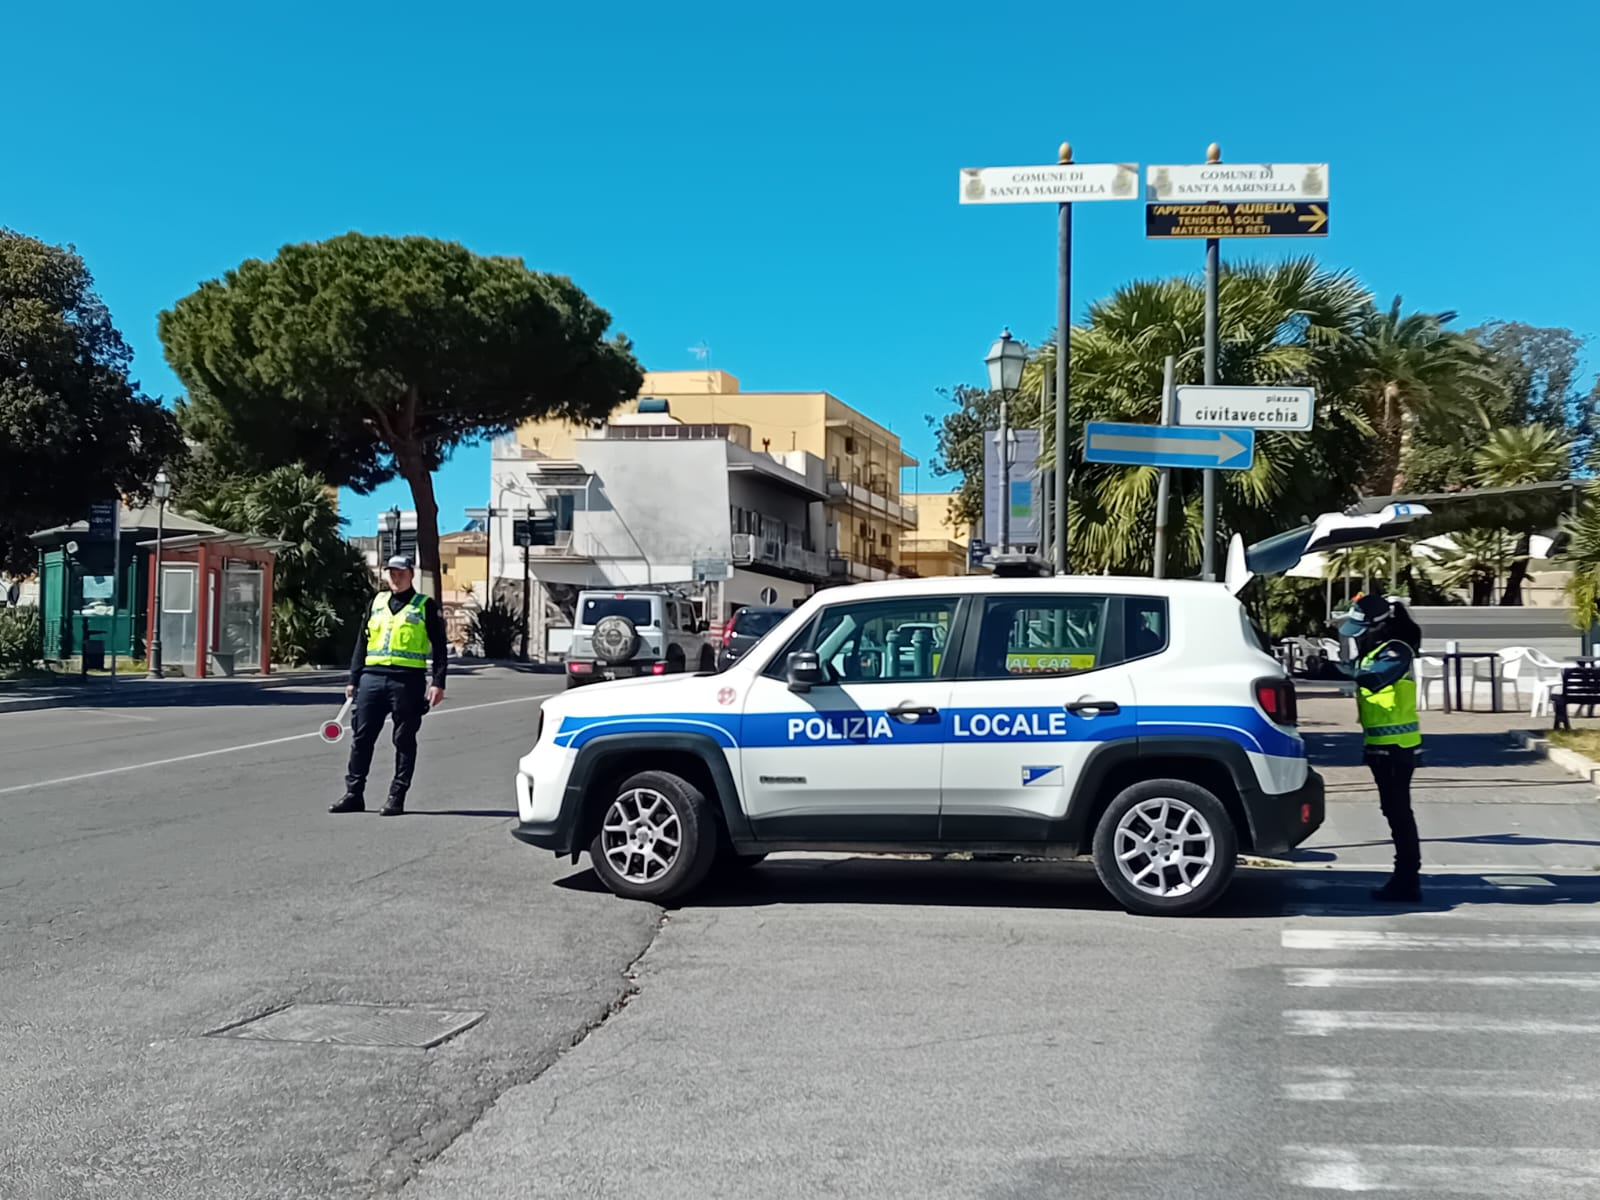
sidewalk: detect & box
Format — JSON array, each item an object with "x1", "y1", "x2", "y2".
[
  {"x1": 0, "y1": 667, "x2": 348, "y2": 715},
  {"x1": 1292, "y1": 685, "x2": 1600, "y2": 875}
]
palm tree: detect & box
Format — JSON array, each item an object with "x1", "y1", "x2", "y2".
[
  {"x1": 1427, "y1": 529, "x2": 1519, "y2": 607},
  {"x1": 1335, "y1": 297, "x2": 1503, "y2": 498},
  {"x1": 1562, "y1": 486, "x2": 1600, "y2": 631},
  {"x1": 1471, "y1": 423, "x2": 1572, "y2": 604},
  {"x1": 1018, "y1": 257, "x2": 1373, "y2": 576}
]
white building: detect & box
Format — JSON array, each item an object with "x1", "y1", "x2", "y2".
[{"x1": 489, "y1": 404, "x2": 830, "y2": 660}]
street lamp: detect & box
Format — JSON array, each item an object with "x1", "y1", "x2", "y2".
[
  {"x1": 381, "y1": 506, "x2": 402, "y2": 563},
  {"x1": 985, "y1": 329, "x2": 1026, "y2": 554},
  {"x1": 147, "y1": 469, "x2": 171, "y2": 679}
]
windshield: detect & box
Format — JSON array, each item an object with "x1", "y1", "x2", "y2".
[
  {"x1": 732, "y1": 608, "x2": 786, "y2": 636},
  {"x1": 581, "y1": 597, "x2": 654, "y2": 626}
]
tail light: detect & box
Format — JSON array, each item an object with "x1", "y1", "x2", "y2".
[
  {"x1": 722, "y1": 625, "x2": 735, "y2": 647},
  {"x1": 651, "y1": 662, "x2": 667, "y2": 675},
  {"x1": 1254, "y1": 676, "x2": 1297, "y2": 726},
  {"x1": 569, "y1": 661, "x2": 593, "y2": 675}
]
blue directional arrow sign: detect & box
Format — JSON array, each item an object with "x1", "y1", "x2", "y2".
[{"x1": 1083, "y1": 421, "x2": 1255, "y2": 470}]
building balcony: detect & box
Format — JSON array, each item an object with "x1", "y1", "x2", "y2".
[
  {"x1": 825, "y1": 476, "x2": 918, "y2": 527},
  {"x1": 513, "y1": 529, "x2": 596, "y2": 561},
  {"x1": 731, "y1": 532, "x2": 826, "y2": 580},
  {"x1": 826, "y1": 554, "x2": 891, "y2": 584}
]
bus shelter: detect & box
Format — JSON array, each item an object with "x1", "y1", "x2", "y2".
[{"x1": 138, "y1": 529, "x2": 284, "y2": 677}]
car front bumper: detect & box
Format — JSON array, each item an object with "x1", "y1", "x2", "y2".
[{"x1": 1242, "y1": 767, "x2": 1325, "y2": 859}]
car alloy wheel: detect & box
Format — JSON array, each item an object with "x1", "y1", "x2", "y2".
[
  {"x1": 600, "y1": 787, "x2": 682, "y2": 884},
  {"x1": 1112, "y1": 796, "x2": 1216, "y2": 899}
]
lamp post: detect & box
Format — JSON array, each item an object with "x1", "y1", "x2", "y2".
[
  {"x1": 383, "y1": 506, "x2": 402, "y2": 563},
  {"x1": 147, "y1": 469, "x2": 171, "y2": 679},
  {"x1": 985, "y1": 328, "x2": 1026, "y2": 555}
]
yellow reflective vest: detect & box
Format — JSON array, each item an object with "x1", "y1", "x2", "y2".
[
  {"x1": 1355, "y1": 641, "x2": 1421, "y2": 748},
  {"x1": 364, "y1": 592, "x2": 431, "y2": 669}
]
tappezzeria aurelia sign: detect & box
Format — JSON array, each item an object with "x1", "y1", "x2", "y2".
[
  {"x1": 959, "y1": 163, "x2": 1139, "y2": 204},
  {"x1": 1145, "y1": 163, "x2": 1330, "y2": 203}
]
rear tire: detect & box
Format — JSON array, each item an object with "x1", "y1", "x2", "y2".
[
  {"x1": 588, "y1": 769, "x2": 719, "y2": 903},
  {"x1": 1092, "y1": 779, "x2": 1236, "y2": 917},
  {"x1": 699, "y1": 646, "x2": 715, "y2": 672}
]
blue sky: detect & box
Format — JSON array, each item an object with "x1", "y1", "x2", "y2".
[{"x1": 9, "y1": 0, "x2": 1597, "y2": 538}]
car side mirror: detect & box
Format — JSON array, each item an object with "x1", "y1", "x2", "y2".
[
  {"x1": 786, "y1": 650, "x2": 824, "y2": 693},
  {"x1": 697, "y1": 620, "x2": 710, "y2": 634}
]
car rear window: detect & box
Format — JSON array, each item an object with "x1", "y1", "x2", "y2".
[
  {"x1": 732, "y1": 608, "x2": 785, "y2": 636},
  {"x1": 581, "y1": 597, "x2": 653, "y2": 625}
]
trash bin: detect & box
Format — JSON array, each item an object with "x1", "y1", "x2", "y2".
[{"x1": 82, "y1": 638, "x2": 105, "y2": 672}]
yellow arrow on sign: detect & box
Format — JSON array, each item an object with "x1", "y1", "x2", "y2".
[{"x1": 1298, "y1": 204, "x2": 1328, "y2": 233}]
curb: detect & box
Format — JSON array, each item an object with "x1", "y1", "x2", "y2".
[
  {"x1": 1509, "y1": 727, "x2": 1600, "y2": 791},
  {"x1": 0, "y1": 670, "x2": 348, "y2": 716}
]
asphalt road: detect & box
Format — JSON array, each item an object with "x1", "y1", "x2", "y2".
[
  {"x1": 7, "y1": 673, "x2": 1600, "y2": 1199},
  {"x1": 0, "y1": 667, "x2": 658, "y2": 1200}
]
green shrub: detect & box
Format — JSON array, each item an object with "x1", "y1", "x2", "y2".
[
  {"x1": 0, "y1": 605, "x2": 44, "y2": 671},
  {"x1": 467, "y1": 599, "x2": 520, "y2": 660}
]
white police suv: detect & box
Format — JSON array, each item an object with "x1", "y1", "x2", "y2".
[{"x1": 513, "y1": 573, "x2": 1323, "y2": 916}]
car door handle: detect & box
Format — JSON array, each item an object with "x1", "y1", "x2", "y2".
[
  {"x1": 887, "y1": 704, "x2": 939, "y2": 721},
  {"x1": 1065, "y1": 699, "x2": 1121, "y2": 715}
]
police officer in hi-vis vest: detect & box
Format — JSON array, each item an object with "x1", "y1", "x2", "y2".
[
  {"x1": 1338, "y1": 593, "x2": 1425, "y2": 902},
  {"x1": 330, "y1": 555, "x2": 448, "y2": 816}
]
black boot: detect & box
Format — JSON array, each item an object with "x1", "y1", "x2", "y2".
[
  {"x1": 379, "y1": 793, "x2": 406, "y2": 817},
  {"x1": 329, "y1": 793, "x2": 365, "y2": 814},
  {"x1": 1371, "y1": 875, "x2": 1422, "y2": 903}
]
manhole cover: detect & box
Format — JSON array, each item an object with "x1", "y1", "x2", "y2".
[{"x1": 207, "y1": 1003, "x2": 485, "y2": 1049}]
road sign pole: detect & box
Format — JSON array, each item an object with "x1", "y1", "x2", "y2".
[
  {"x1": 961, "y1": 145, "x2": 1141, "y2": 573},
  {"x1": 1039, "y1": 370, "x2": 1052, "y2": 567},
  {"x1": 1056, "y1": 146, "x2": 1072, "y2": 575},
  {"x1": 1201, "y1": 144, "x2": 1222, "y2": 582},
  {"x1": 519, "y1": 508, "x2": 531, "y2": 662},
  {"x1": 1153, "y1": 355, "x2": 1176, "y2": 579}
]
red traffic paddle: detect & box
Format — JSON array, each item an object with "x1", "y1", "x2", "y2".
[{"x1": 320, "y1": 697, "x2": 354, "y2": 744}]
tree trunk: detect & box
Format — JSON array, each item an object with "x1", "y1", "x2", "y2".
[
  {"x1": 1500, "y1": 532, "x2": 1531, "y2": 606},
  {"x1": 1362, "y1": 382, "x2": 1406, "y2": 497},
  {"x1": 398, "y1": 456, "x2": 443, "y2": 600},
  {"x1": 379, "y1": 384, "x2": 442, "y2": 600}
]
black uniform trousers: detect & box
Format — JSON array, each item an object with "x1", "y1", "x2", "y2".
[
  {"x1": 344, "y1": 670, "x2": 427, "y2": 800},
  {"x1": 1365, "y1": 744, "x2": 1421, "y2": 881}
]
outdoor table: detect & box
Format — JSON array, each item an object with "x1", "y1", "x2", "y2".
[{"x1": 1436, "y1": 650, "x2": 1501, "y2": 714}]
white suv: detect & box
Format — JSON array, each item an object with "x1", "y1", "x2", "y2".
[
  {"x1": 515, "y1": 574, "x2": 1324, "y2": 916},
  {"x1": 566, "y1": 589, "x2": 716, "y2": 688}
]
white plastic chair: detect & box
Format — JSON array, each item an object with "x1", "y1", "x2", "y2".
[
  {"x1": 1471, "y1": 648, "x2": 1526, "y2": 711},
  {"x1": 1414, "y1": 654, "x2": 1447, "y2": 711},
  {"x1": 1526, "y1": 647, "x2": 1582, "y2": 718}
]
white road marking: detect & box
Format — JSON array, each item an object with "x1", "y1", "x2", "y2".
[
  {"x1": 1285, "y1": 1144, "x2": 1600, "y2": 1192},
  {"x1": 0, "y1": 695, "x2": 545, "y2": 797},
  {"x1": 1286, "y1": 1009, "x2": 1600, "y2": 1037},
  {"x1": 1283, "y1": 1065, "x2": 1600, "y2": 1103},
  {"x1": 60, "y1": 709, "x2": 159, "y2": 722},
  {"x1": 1286, "y1": 967, "x2": 1600, "y2": 990},
  {"x1": 1283, "y1": 929, "x2": 1600, "y2": 953}
]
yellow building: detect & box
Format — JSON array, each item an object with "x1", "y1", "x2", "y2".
[
  {"x1": 438, "y1": 530, "x2": 488, "y2": 598},
  {"x1": 513, "y1": 369, "x2": 919, "y2": 583},
  {"x1": 899, "y1": 492, "x2": 972, "y2": 579}
]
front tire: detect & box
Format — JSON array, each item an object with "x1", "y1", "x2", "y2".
[
  {"x1": 588, "y1": 770, "x2": 719, "y2": 902},
  {"x1": 1092, "y1": 779, "x2": 1236, "y2": 916}
]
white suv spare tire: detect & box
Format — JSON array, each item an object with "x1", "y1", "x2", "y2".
[{"x1": 592, "y1": 615, "x2": 640, "y2": 664}]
